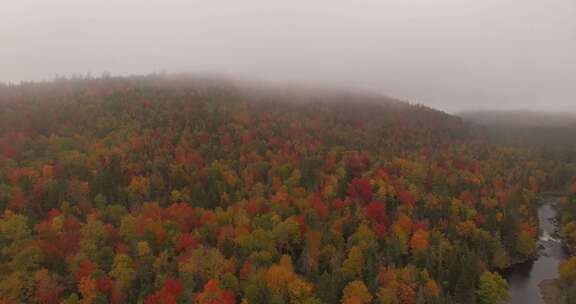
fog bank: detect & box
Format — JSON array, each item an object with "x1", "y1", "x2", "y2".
[{"x1": 1, "y1": 0, "x2": 575, "y2": 113}]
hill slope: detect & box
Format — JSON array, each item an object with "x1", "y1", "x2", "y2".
[
  {"x1": 459, "y1": 110, "x2": 576, "y2": 127},
  {"x1": 0, "y1": 75, "x2": 545, "y2": 304}
]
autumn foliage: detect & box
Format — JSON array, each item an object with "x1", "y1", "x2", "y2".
[{"x1": 0, "y1": 75, "x2": 547, "y2": 303}]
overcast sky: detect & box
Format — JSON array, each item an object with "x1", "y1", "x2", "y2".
[{"x1": 1, "y1": 0, "x2": 575, "y2": 113}]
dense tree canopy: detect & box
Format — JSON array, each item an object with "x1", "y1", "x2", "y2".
[{"x1": 0, "y1": 75, "x2": 552, "y2": 303}]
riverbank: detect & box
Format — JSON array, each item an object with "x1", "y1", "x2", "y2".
[
  {"x1": 564, "y1": 242, "x2": 576, "y2": 256},
  {"x1": 548, "y1": 194, "x2": 576, "y2": 257},
  {"x1": 505, "y1": 200, "x2": 568, "y2": 304},
  {"x1": 537, "y1": 198, "x2": 569, "y2": 304},
  {"x1": 539, "y1": 279, "x2": 562, "y2": 304}
]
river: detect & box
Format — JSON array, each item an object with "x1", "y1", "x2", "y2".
[{"x1": 505, "y1": 199, "x2": 568, "y2": 303}]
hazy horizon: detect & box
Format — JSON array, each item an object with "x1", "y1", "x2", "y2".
[{"x1": 1, "y1": 0, "x2": 575, "y2": 113}]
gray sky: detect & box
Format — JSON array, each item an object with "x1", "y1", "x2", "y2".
[{"x1": 1, "y1": 0, "x2": 575, "y2": 113}]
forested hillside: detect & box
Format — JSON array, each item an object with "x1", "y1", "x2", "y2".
[
  {"x1": 459, "y1": 110, "x2": 576, "y2": 128},
  {"x1": 0, "y1": 75, "x2": 550, "y2": 303}
]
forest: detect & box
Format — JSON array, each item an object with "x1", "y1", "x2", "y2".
[{"x1": 0, "y1": 75, "x2": 573, "y2": 304}]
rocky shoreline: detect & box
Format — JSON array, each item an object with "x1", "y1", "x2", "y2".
[
  {"x1": 505, "y1": 198, "x2": 568, "y2": 304},
  {"x1": 562, "y1": 240, "x2": 576, "y2": 257},
  {"x1": 539, "y1": 279, "x2": 561, "y2": 304},
  {"x1": 538, "y1": 198, "x2": 570, "y2": 304}
]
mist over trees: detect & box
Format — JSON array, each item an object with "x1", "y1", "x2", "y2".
[{"x1": 0, "y1": 75, "x2": 573, "y2": 303}]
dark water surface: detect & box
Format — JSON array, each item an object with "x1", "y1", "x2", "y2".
[{"x1": 505, "y1": 200, "x2": 568, "y2": 304}]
